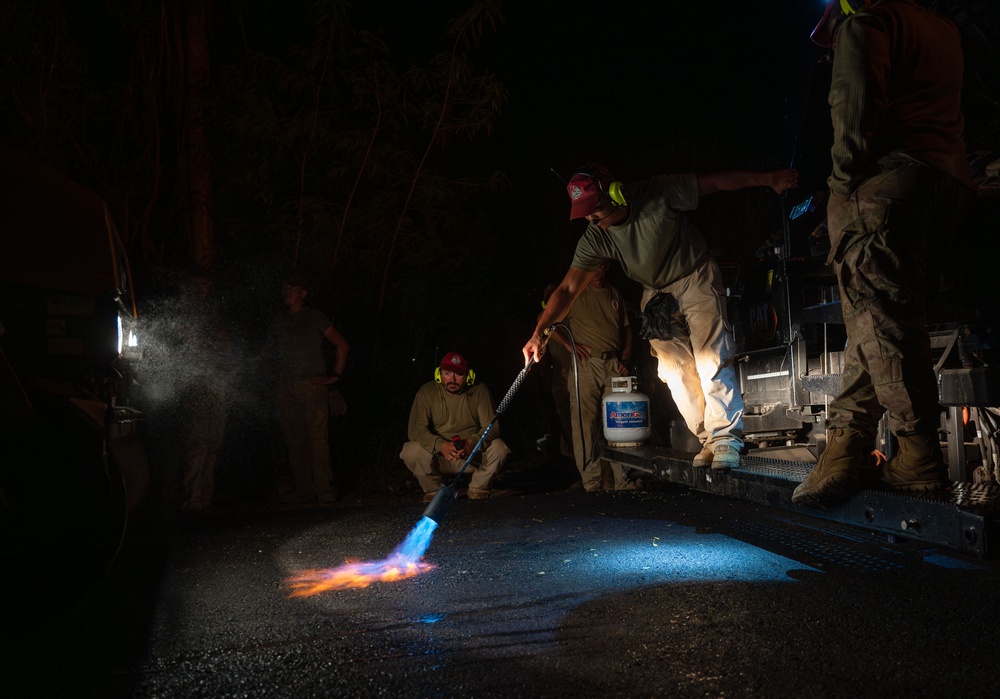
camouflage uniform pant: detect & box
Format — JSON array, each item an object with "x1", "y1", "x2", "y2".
[{"x1": 826, "y1": 155, "x2": 967, "y2": 438}]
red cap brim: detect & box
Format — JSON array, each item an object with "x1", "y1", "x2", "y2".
[
  {"x1": 569, "y1": 194, "x2": 599, "y2": 220},
  {"x1": 811, "y1": 1, "x2": 841, "y2": 48}
]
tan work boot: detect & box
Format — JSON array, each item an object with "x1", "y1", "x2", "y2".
[
  {"x1": 467, "y1": 487, "x2": 520, "y2": 500},
  {"x1": 710, "y1": 444, "x2": 741, "y2": 470},
  {"x1": 881, "y1": 433, "x2": 950, "y2": 493},
  {"x1": 692, "y1": 445, "x2": 714, "y2": 468},
  {"x1": 791, "y1": 427, "x2": 867, "y2": 509}
]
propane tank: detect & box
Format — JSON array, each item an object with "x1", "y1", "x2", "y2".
[{"x1": 602, "y1": 376, "x2": 651, "y2": 446}]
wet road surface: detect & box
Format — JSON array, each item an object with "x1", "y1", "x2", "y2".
[{"x1": 5, "y1": 484, "x2": 1000, "y2": 698}]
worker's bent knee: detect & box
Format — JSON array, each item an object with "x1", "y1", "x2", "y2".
[
  {"x1": 400, "y1": 440, "x2": 432, "y2": 465},
  {"x1": 486, "y1": 438, "x2": 511, "y2": 462}
]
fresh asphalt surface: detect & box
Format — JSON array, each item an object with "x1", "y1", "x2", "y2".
[{"x1": 5, "y1": 481, "x2": 1000, "y2": 698}]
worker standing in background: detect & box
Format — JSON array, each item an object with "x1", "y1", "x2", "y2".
[
  {"x1": 263, "y1": 277, "x2": 349, "y2": 506},
  {"x1": 550, "y1": 261, "x2": 633, "y2": 491}
]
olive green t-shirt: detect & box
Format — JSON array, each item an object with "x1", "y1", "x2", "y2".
[
  {"x1": 266, "y1": 307, "x2": 332, "y2": 380},
  {"x1": 570, "y1": 174, "x2": 709, "y2": 289},
  {"x1": 563, "y1": 283, "x2": 629, "y2": 354}
]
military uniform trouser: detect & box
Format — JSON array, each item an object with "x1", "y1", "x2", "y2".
[
  {"x1": 400, "y1": 439, "x2": 510, "y2": 494},
  {"x1": 642, "y1": 257, "x2": 744, "y2": 448},
  {"x1": 182, "y1": 384, "x2": 227, "y2": 509},
  {"x1": 277, "y1": 379, "x2": 335, "y2": 500},
  {"x1": 565, "y1": 356, "x2": 620, "y2": 491},
  {"x1": 826, "y1": 157, "x2": 968, "y2": 438}
]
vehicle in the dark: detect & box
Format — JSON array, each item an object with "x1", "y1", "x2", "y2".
[{"x1": 0, "y1": 141, "x2": 147, "y2": 606}]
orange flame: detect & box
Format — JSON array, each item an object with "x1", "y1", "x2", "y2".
[
  {"x1": 287, "y1": 516, "x2": 440, "y2": 597},
  {"x1": 287, "y1": 554, "x2": 437, "y2": 597}
]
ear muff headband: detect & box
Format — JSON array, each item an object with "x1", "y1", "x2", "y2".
[
  {"x1": 435, "y1": 367, "x2": 476, "y2": 385},
  {"x1": 840, "y1": 0, "x2": 868, "y2": 15}
]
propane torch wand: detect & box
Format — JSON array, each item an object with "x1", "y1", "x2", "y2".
[{"x1": 421, "y1": 329, "x2": 553, "y2": 525}]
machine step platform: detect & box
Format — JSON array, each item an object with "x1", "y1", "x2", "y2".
[{"x1": 602, "y1": 444, "x2": 1000, "y2": 559}]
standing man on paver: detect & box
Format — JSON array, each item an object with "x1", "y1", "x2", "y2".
[
  {"x1": 523, "y1": 163, "x2": 797, "y2": 470},
  {"x1": 792, "y1": 0, "x2": 976, "y2": 508}
]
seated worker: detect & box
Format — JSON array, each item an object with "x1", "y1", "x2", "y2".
[{"x1": 400, "y1": 352, "x2": 511, "y2": 501}]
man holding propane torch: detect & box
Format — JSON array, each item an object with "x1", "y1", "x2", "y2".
[{"x1": 522, "y1": 163, "x2": 797, "y2": 470}]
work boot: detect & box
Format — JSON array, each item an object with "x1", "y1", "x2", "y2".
[
  {"x1": 710, "y1": 444, "x2": 741, "y2": 470},
  {"x1": 791, "y1": 427, "x2": 867, "y2": 509},
  {"x1": 692, "y1": 445, "x2": 714, "y2": 468},
  {"x1": 422, "y1": 490, "x2": 438, "y2": 503},
  {"x1": 881, "y1": 433, "x2": 951, "y2": 493}
]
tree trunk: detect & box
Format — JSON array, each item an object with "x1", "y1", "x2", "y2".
[{"x1": 181, "y1": 0, "x2": 215, "y2": 270}]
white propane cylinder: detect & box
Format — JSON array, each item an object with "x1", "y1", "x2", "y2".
[{"x1": 602, "y1": 376, "x2": 651, "y2": 446}]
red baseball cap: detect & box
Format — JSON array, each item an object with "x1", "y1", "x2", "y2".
[
  {"x1": 566, "y1": 164, "x2": 613, "y2": 220},
  {"x1": 811, "y1": 0, "x2": 842, "y2": 48},
  {"x1": 567, "y1": 174, "x2": 603, "y2": 220},
  {"x1": 440, "y1": 352, "x2": 469, "y2": 375}
]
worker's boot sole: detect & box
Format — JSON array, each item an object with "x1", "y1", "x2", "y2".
[{"x1": 791, "y1": 471, "x2": 860, "y2": 510}]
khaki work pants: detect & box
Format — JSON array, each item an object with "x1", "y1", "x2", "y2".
[
  {"x1": 182, "y1": 383, "x2": 227, "y2": 510},
  {"x1": 643, "y1": 257, "x2": 743, "y2": 449},
  {"x1": 277, "y1": 379, "x2": 336, "y2": 501},
  {"x1": 400, "y1": 439, "x2": 510, "y2": 494},
  {"x1": 566, "y1": 356, "x2": 625, "y2": 491}
]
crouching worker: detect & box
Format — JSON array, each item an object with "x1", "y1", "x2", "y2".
[{"x1": 400, "y1": 352, "x2": 511, "y2": 502}]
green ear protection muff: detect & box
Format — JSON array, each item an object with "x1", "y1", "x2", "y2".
[
  {"x1": 839, "y1": 0, "x2": 869, "y2": 15},
  {"x1": 608, "y1": 180, "x2": 627, "y2": 207},
  {"x1": 435, "y1": 367, "x2": 476, "y2": 385},
  {"x1": 574, "y1": 164, "x2": 627, "y2": 208}
]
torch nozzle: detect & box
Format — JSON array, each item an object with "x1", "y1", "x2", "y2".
[{"x1": 421, "y1": 483, "x2": 457, "y2": 525}]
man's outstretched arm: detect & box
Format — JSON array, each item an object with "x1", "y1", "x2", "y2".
[
  {"x1": 523, "y1": 266, "x2": 596, "y2": 364},
  {"x1": 697, "y1": 169, "x2": 798, "y2": 196}
]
